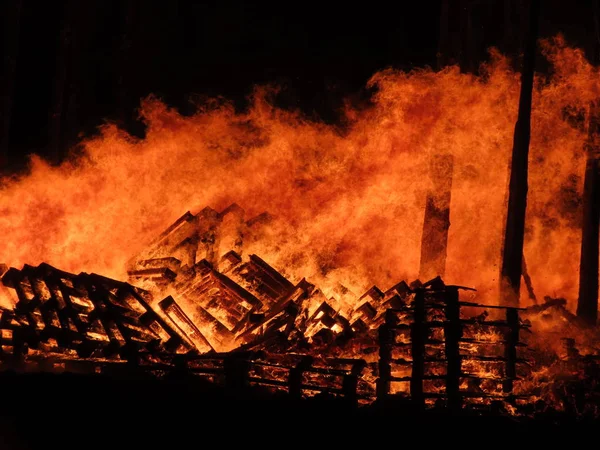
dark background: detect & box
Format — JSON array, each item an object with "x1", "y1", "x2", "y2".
[{"x1": 0, "y1": 0, "x2": 596, "y2": 173}]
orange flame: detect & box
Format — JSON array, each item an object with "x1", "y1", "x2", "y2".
[{"x1": 0, "y1": 35, "x2": 597, "y2": 311}]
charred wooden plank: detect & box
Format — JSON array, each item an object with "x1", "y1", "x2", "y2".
[
  {"x1": 230, "y1": 254, "x2": 294, "y2": 303},
  {"x1": 219, "y1": 250, "x2": 242, "y2": 274},
  {"x1": 237, "y1": 279, "x2": 311, "y2": 341},
  {"x1": 128, "y1": 211, "x2": 200, "y2": 269},
  {"x1": 577, "y1": 154, "x2": 600, "y2": 325},
  {"x1": 158, "y1": 296, "x2": 213, "y2": 353},
  {"x1": 135, "y1": 257, "x2": 182, "y2": 273},
  {"x1": 215, "y1": 203, "x2": 245, "y2": 265},
  {"x1": 127, "y1": 267, "x2": 177, "y2": 284},
  {"x1": 288, "y1": 355, "x2": 313, "y2": 399}
]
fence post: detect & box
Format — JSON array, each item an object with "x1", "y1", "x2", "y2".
[
  {"x1": 410, "y1": 289, "x2": 426, "y2": 409},
  {"x1": 224, "y1": 354, "x2": 250, "y2": 392},
  {"x1": 343, "y1": 359, "x2": 366, "y2": 407},
  {"x1": 503, "y1": 308, "x2": 519, "y2": 396},
  {"x1": 288, "y1": 355, "x2": 313, "y2": 399},
  {"x1": 444, "y1": 287, "x2": 462, "y2": 411},
  {"x1": 376, "y1": 311, "x2": 394, "y2": 400}
]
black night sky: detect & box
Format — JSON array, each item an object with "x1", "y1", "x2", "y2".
[{"x1": 0, "y1": 1, "x2": 597, "y2": 172}]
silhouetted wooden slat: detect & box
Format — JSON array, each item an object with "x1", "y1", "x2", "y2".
[
  {"x1": 224, "y1": 354, "x2": 251, "y2": 391},
  {"x1": 502, "y1": 308, "x2": 520, "y2": 394},
  {"x1": 158, "y1": 296, "x2": 213, "y2": 352},
  {"x1": 288, "y1": 355, "x2": 313, "y2": 399},
  {"x1": 238, "y1": 279, "x2": 310, "y2": 338},
  {"x1": 500, "y1": 0, "x2": 540, "y2": 307},
  {"x1": 376, "y1": 313, "x2": 393, "y2": 400},
  {"x1": 444, "y1": 287, "x2": 462, "y2": 411},
  {"x1": 576, "y1": 153, "x2": 600, "y2": 325},
  {"x1": 0, "y1": 257, "x2": 533, "y2": 409},
  {"x1": 410, "y1": 290, "x2": 426, "y2": 409}
]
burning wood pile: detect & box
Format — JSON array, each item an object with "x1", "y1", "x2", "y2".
[{"x1": 0, "y1": 204, "x2": 598, "y2": 417}]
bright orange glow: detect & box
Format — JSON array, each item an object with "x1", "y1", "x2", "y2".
[{"x1": 0, "y1": 35, "x2": 597, "y2": 313}]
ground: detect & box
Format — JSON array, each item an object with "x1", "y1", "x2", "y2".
[{"x1": 0, "y1": 371, "x2": 597, "y2": 449}]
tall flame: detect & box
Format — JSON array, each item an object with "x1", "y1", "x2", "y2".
[{"x1": 0, "y1": 36, "x2": 597, "y2": 309}]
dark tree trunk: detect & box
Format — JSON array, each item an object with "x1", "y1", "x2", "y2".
[
  {"x1": 0, "y1": 0, "x2": 23, "y2": 170},
  {"x1": 500, "y1": 0, "x2": 540, "y2": 307},
  {"x1": 419, "y1": 154, "x2": 454, "y2": 282},
  {"x1": 577, "y1": 149, "x2": 600, "y2": 325},
  {"x1": 576, "y1": 0, "x2": 600, "y2": 326}
]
